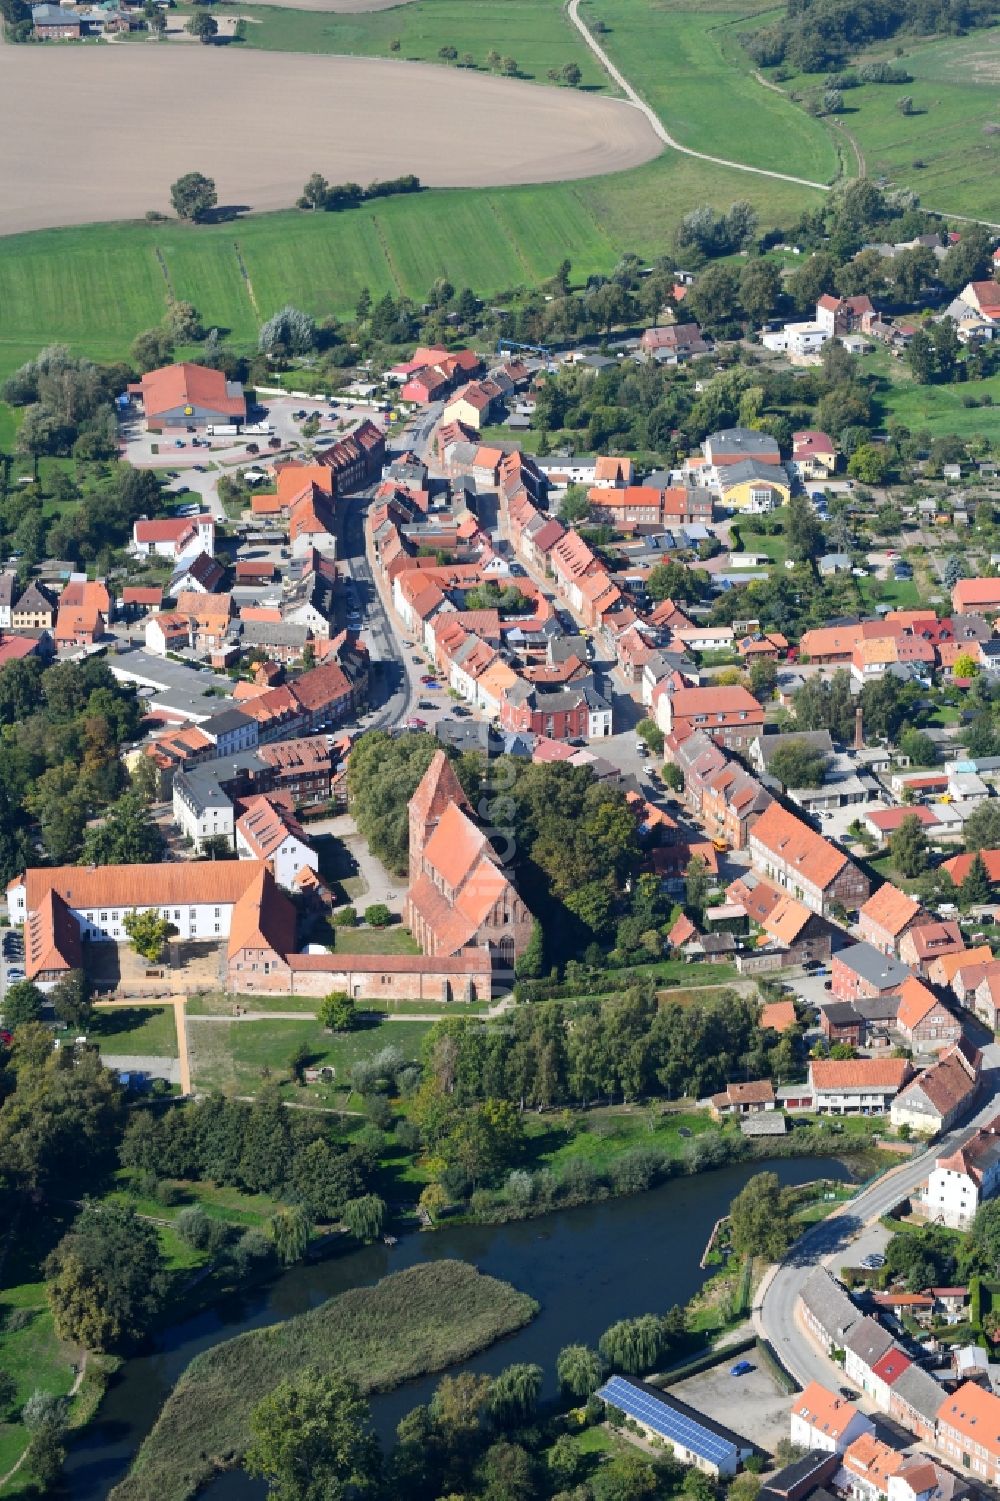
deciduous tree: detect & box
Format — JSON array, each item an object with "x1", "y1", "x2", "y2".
[
  {"x1": 170, "y1": 171, "x2": 217, "y2": 221},
  {"x1": 245, "y1": 1369, "x2": 380, "y2": 1501}
]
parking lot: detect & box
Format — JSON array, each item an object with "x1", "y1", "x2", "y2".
[
  {"x1": 1, "y1": 925, "x2": 25, "y2": 1002},
  {"x1": 670, "y1": 1354, "x2": 792, "y2": 1454}
]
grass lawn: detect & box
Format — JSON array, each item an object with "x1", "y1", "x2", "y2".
[
  {"x1": 582, "y1": 0, "x2": 839, "y2": 181},
  {"x1": 0, "y1": 1282, "x2": 79, "y2": 1492},
  {"x1": 237, "y1": 0, "x2": 608, "y2": 91},
  {"x1": 187, "y1": 1015, "x2": 431, "y2": 1098},
  {"x1": 731, "y1": 526, "x2": 788, "y2": 567},
  {"x1": 90, "y1": 1004, "x2": 179, "y2": 1058},
  {"x1": 0, "y1": 158, "x2": 821, "y2": 389},
  {"x1": 111, "y1": 1172, "x2": 284, "y2": 1231},
  {"x1": 523, "y1": 1105, "x2": 714, "y2": 1175},
  {"x1": 869, "y1": 854, "x2": 923, "y2": 893},
  {"x1": 326, "y1": 924, "x2": 421, "y2": 955}
]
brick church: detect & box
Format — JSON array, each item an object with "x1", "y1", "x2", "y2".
[{"x1": 405, "y1": 751, "x2": 533, "y2": 968}]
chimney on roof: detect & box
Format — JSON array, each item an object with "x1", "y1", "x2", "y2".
[{"x1": 854, "y1": 705, "x2": 864, "y2": 751}]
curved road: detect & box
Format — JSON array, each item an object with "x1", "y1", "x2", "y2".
[
  {"x1": 566, "y1": 0, "x2": 832, "y2": 192},
  {"x1": 756, "y1": 1056, "x2": 1000, "y2": 1391}
]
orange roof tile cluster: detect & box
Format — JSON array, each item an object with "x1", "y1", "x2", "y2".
[
  {"x1": 759, "y1": 999, "x2": 797, "y2": 1032},
  {"x1": 938, "y1": 1381, "x2": 1000, "y2": 1453},
  {"x1": 943, "y1": 850, "x2": 1000, "y2": 887},
  {"x1": 25, "y1": 888, "x2": 82, "y2": 981},
  {"x1": 897, "y1": 976, "x2": 945, "y2": 1031},
  {"x1": 761, "y1": 893, "x2": 813, "y2": 945},
  {"x1": 139, "y1": 363, "x2": 245, "y2": 421},
  {"x1": 227, "y1": 866, "x2": 296, "y2": 960},
  {"x1": 792, "y1": 1382, "x2": 861, "y2": 1439},
  {"x1": 842, "y1": 1434, "x2": 905, "y2": 1492},
  {"x1": 860, "y1": 882, "x2": 922, "y2": 939},
  {"x1": 811, "y1": 1058, "x2": 912, "y2": 1091},
  {"x1": 17, "y1": 862, "x2": 265, "y2": 912},
  {"x1": 236, "y1": 795, "x2": 309, "y2": 861},
  {"x1": 750, "y1": 802, "x2": 848, "y2": 891}
]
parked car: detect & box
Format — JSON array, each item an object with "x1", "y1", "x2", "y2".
[
  {"x1": 860, "y1": 1253, "x2": 886, "y2": 1270},
  {"x1": 730, "y1": 1361, "x2": 754, "y2": 1377},
  {"x1": 406, "y1": 717, "x2": 427, "y2": 729}
]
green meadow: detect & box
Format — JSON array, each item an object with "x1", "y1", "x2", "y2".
[
  {"x1": 581, "y1": 0, "x2": 840, "y2": 183},
  {"x1": 0, "y1": 159, "x2": 821, "y2": 383},
  {"x1": 760, "y1": 28, "x2": 1000, "y2": 219},
  {"x1": 236, "y1": 0, "x2": 608, "y2": 90}
]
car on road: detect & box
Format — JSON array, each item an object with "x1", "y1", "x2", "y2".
[
  {"x1": 860, "y1": 1253, "x2": 886, "y2": 1270},
  {"x1": 730, "y1": 1361, "x2": 754, "y2": 1377}
]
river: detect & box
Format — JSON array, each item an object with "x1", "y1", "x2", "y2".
[{"x1": 65, "y1": 1155, "x2": 851, "y2": 1500}]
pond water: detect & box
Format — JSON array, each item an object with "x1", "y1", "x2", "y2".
[{"x1": 65, "y1": 1155, "x2": 851, "y2": 1500}]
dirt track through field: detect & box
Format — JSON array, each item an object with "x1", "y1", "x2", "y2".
[{"x1": 0, "y1": 46, "x2": 661, "y2": 235}]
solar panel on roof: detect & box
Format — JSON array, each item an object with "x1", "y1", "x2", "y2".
[{"x1": 597, "y1": 1377, "x2": 736, "y2": 1467}]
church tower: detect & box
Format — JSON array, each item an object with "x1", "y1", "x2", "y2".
[{"x1": 407, "y1": 750, "x2": 473, "y2": 876}]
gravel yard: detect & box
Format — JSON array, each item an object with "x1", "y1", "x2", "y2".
[{"x1": 669, "y1": 1356, "x2": 793, "y2": 1455}]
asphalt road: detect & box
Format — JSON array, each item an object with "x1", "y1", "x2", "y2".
[{"x1": 756, "y1": 1053, "x2": 1000, "y2": 1390}]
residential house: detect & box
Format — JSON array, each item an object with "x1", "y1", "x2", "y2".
[
  {"x1": 32, "y1": 5, "x2": 82, "y2": 36},
  {"x1": 130, "y1": 362, "x2": 246, "y2": 431},
  {"x1": 12, "y1": 581, "x2": 56, "y2": 630},
  {"x1": 896, "y1": 977, "x2": 963, "y2": 1052},
  {"x1": 886, "y1": 1373, "x2": 949, "y2": 1447},
  {"x1": 789, "y1": 1383, "x2": 874, "y2": 1454},
  {"x1": 315, "y1": 420, "x2": 385, "y2": 494},
  {"x1": 235, "y1": 794, "x2": 318, "y2": 890},
  {"x1": 656, "y1": 684, "x2": 764, "y2": 751},
  {"x1": 888, "y1": 1455, "x2": 970, "y2": 1501},
  {"x1": 798, "y1": 1267, "x2": 859, "y2": 1353},
  {"x1": 899, "y1": 921, "x2": 965, "y2": 979},
  {"x1": 839, "y1": 1434, "x2": 905, "y2": 1501},
  {"x1": 952, "y1": 578, "x2": 1000, "y2": 616},
  {"x1": 890, "y1": 1042, "x2": 979, "y2": 1136},
  {"x1": 145, "y1": 611, "x2": 191, "y2": 655},
  {"x1": 793, "y1": 430, "x2": 837, "y2": 479},
  {"x1": 54, "y1": 605, "x2": 105, "y2": 648},
  {"x1": 858, "y1": 884, "x2": 923, "y2": 955},
  {"x1": 748, "y1": 801, "x2": 869, "y2": 917},
  {"x1": 843, "y1": 1320, "x2": 897, "y2": 1395},
  {"x1": 815, "y1": 294, "x2": 874, "y2": 337},
  {"x1": 169, "y1": 551, "x2": 225, "y2": 597},
  {"x1": 923, "y1": 1112, "x2": 1000, "y2": 1228},
  {"x1": 831, "y1": 944, "x2": 911, "y2": 1002},
  {"x1": 937, "y1": 1383, "x2": 1000, "y2": 1485},
  {"x1": 639, "y1": 323, "x2": 710, "y2": 362},
  {"x1": 132, "y1": 514, "x2": 215, "y2": 561},
  {"x1": 808, "y1": 1058, "x2": 912, "y2": 1114},
  {"x1": 709, "y1": 1080, "x2": 776, "y2": 1117}
]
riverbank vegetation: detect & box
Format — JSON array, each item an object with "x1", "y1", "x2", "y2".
[{"x1": 111, "y1": 1261, "x2": 539, "y2": 1501}]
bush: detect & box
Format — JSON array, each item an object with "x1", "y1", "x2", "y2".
[
  {"x1": 332, "y1": 906, "x2": 358, "y2": 928},
  {"x1": 364, "y1": 903, "x2": 391, "y2": 928}
]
